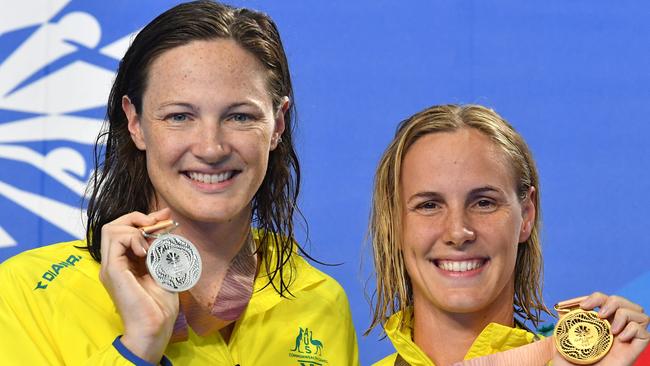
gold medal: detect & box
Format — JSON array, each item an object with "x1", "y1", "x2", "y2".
[{"x1": 553, "y1": 298, "x2": 613, "y2": 365}]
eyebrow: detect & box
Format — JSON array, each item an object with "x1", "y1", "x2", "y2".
[
  {"x1": 468, "y1": 186, "x2": 503, "y2": 196},
  {"x1": 222, "y1": 101, "x2": 264, "y2": 114},
  {"x1": 157, "y1": 102, "x2": 197, "y2": 111},
  {"x1": 155, "y1": 100, "x2": 265, "y2": 114},
  {"x1": 406, "y1": 191, "x2": 443, "y2": 204},
  {"x1": 406, "y1": 186, "x2": 504, "y2": 204}
]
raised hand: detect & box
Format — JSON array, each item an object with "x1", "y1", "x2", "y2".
[
  {"x1": 99, "y1": 208, "x2": 179, "y2": 364},
  {"x1": 553, "y1": 292, "x2": 649, "y2": 366}
]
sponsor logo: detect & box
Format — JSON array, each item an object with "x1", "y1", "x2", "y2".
[
  {"x1": 34, "y1": 253, "x2": 82, "y2": 290},
  {"x1": 289, "y1": 326, "x2": 327, "y2": 365}
]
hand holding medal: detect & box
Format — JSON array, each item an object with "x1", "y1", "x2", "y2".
[
  {"x1": 454, "y1": 292, "x2": 648, "y2": 366},
  {"x1": 552, "y1": 293, "x2": 649, "y2": 366},
  {"x1": 99, "y1": 208, "x2": 182, "y2": 364}
]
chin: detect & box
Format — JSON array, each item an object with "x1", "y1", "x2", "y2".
[
  {"x1": 434, "y1": 292, "x2": 490, "y2": 314},
  {"x1": 171, "y1": 204, "x2": 239, "y2": 224},
  {"x1": 192, "y1": 209, "x2": 243, "y2": 223},
  {"x1": 209, "y1": 203, "x2": 251, "y2": 222}
]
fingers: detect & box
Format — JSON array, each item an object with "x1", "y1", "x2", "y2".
[
  {"x1": 149, "y1": 207, "x2": 171, "y2": 221},
  {"x1": 99, "y1": 209, "x2": 174, "y2": 287},
  {"x1": 570, "y1": 291, "x2": 649, "y2": 348},
  {"x1": 556, "y1": 295, "x2": 589, "y2": 309},
  {"x1": 578, "y1": 292, "x2": 608, "y2": 311},
  {"x1": 617, "y1": 321, "x2": 650, "y2": 342},
  {"x1": 100, "y1": 209, "x2": 172, "y2": 260},
  {"x1": 101, "y1": 212, "x2": 154, "y2": 261},
  {"x1": 579, "y1": 292, "x2": 644, "y2": 318},
  {"x1": 109, "y1": 208, "x2": 171, "y2": 229},
  {"x1": 610, "y1": 308, "x2": 650, "y2": 335},
  {"x1": 601, "y1": 296, "x2": 644, "y2": 320}
]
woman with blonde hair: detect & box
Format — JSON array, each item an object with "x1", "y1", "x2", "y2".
[{"x1": 368, "y1": 104, "x2": 648, "y2": 365}]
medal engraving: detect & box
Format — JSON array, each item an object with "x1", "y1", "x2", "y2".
[
  {"x1": 146, "y1": 234, "x2": 202, "y2": 292},
  {"x1": 554, "y1": 309, "x2": 613, "y2": 365}
]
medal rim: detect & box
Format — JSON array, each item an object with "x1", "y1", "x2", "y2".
[
  {"x1": 145, "y1": 233, "x2": 202, "y2": 292},
  {"x1": 553, "y1": 308, "x2": 613, "y2": 365}
]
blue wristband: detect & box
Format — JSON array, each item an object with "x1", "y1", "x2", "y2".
[{"x1": 112, "y1": 336, "x2": 173, "y2": 366}]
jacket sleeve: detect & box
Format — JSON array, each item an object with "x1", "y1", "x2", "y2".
[
  {"x1": 339, "y1": 298, "x2": 361, "y2": 366},
  {"x1": 0, "y1": 259, "x2": 64, "y2": 364},
  {"x1": 0, "y1": 258, "x2": 171, "y2": 366},
  {"x1": 85, "y1": 337, "x2": 172, "y2": 366},
  {"x1": 321, "y1": 281, "x2": 360, "y2": 366}
]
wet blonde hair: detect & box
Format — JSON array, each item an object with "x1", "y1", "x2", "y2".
[{"x1": 367, "y1": 104, "x2": 550, "y2": 333}]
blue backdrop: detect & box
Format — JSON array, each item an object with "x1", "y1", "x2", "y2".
[{"x1": 1, "y1": 1, "x2": 648, "y2": 365}]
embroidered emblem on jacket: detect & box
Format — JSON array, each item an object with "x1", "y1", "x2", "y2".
[{"x1": 288, "y1": 326, "x2": 328, "y2": 365}]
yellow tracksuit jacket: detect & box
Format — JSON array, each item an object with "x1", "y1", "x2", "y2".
[
  {"x1": 373, "y1": 308, "x2": 537, "y2": 366},
  {"x1": 0, "y1": 239, "x2": 359, "y2": 365}
]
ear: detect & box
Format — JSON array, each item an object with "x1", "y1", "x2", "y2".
[
  {"x1": 122, "y1": 95, "x2": 146, "y2": 151},
  {"x1": 270, "y1": 96, "x2": 289, "y2": 151},
  {"x1": 518, "y1": 186, "x2": 536, "y2": 243}
]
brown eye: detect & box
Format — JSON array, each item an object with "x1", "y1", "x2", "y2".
[{"x1": 474, "y1": 199, "x2": 496, "y2": 210}]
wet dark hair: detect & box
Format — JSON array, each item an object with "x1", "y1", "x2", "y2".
[{"x1": 85, "y1": 0, "x2": 302, "y2": 295}]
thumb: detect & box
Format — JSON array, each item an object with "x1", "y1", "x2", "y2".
[{"x1": 148, "y1": 207, "x2": 172, "y2": 222}]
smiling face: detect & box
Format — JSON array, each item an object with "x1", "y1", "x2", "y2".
[
  {"x1": 123, "y1": 39, "x2": 285, "y2": 225},
  {"x1": 400, "y1": 128, "x2": 535, "y2": 317}
]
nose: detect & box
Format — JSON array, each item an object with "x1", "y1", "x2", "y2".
[
  {"x1": 442, "y1": 207, "x2": 476, "y2": 247},
  {"x1": 191, "y1": 119, "x2": 230, "y2": 164}
]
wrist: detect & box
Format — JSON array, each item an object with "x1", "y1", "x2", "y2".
[{"x1": 119, "y1": 334, "x2": 169, "y2": 365}]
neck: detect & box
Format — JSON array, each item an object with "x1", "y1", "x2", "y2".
[
  {"x1": 175, "y1": 208, "x2": 251, "y2": 261},
  {"x1": 412, "y1": 294, "x2": 514, "y2": 365},
  {"x1": 166, "y1": 206, "x2": 254, "y2": 298}
]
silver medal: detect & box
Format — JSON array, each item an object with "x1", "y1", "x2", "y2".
[{"x1": 145, "y1": 233, "x2": 202, "y2": 292}]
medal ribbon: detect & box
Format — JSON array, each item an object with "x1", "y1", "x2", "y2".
[
  {"x1": 171, "y1": 231, "x2": 257, "y2": 341},
  {"x1": 450, "y1": 337, "x2": 554, "y2": 366}
]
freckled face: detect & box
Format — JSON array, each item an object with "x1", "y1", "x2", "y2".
[
  {"x1": 124, "y1": 39, "x2": 285, "y2": 225},
  {"x1": 400, "y1": 128, "x2": 535, "y2": 316}
]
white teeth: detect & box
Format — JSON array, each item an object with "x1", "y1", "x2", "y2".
[
  {"x1": 436, "y1": 260, "x2": 484, "y2": 272},
  {"x1": 188, "y1": 171, "x2": 234, "y2": 184}
]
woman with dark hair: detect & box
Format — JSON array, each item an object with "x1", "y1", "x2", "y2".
[
  {"x1": 367, "y1": 104, "x2": 648, "y2": 365},
  {"x1": 0, "y1": 1, "x2": 358, "y2": 365}
]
